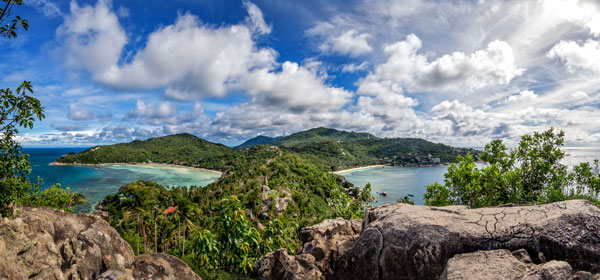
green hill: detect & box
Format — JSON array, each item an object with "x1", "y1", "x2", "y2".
[
  {"x1": 55, "y1": 128, "x2": 475, "y2": 172},
  {"x1": 275, "y1": 127, "x2": 376, "y2": 146},
  {"x1": 234, "y1": 127, "x2": 475, "y2": 170},
  {"x1": 55, "y1": 133, "x2": 233, "y2": 171},
  {"x1": 98, "y1": 145, "x2": 370, "y2": 277},
  {"x1": 235, "y1": 135, "x2": 282, "y2": 148}
]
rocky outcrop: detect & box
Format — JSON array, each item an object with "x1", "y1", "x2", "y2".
[
  {"x1": 0, "y1": 206, "x2": 200, "y2": 280},
  {"x1": 256, "y1": 218, "x2": 362, "y2": 279},
  {"x1": 257, "y1": 200, "x2": 600, "y2": 280},
  {"x1": 133, "y1": 253, "x2": 202, "y2": 280},
  {"x1": 439, "y1": 249, "x2": 596, "y2": 280}
]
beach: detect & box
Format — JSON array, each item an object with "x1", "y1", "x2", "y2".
[
  {"x1": 50, "y1": 161, "x2": 223, "y2": 176},
  {"x1": 332, "y1": 165, "x2": 388, "y2": 175}
]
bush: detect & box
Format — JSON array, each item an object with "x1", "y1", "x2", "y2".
[{"x1": 424, "y1": 128, "x2": 600, "y2": 208}]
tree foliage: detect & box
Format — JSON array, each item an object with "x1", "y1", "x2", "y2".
[
  {"x1": 100, "y1": 146, "x2": 372, "y2": 277},
  {"x1": 0, "y1": 1, "x2": 84, "y2": 216},
  {"x1": 424, "y1": 128, "x2": 600, "y2": 208}
]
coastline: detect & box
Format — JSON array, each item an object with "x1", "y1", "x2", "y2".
[
  {"x1": 50, "y1": 161, "x2": 223, "y2": 176},
  {"x1": 333, "y1": 165, "x2": 388, "y2": 175}
]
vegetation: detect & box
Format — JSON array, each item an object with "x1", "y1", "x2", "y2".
[
  {"x1": 58, "y1": 127, "x2": 475, "y2": 172},
  {"x1": 56, "y1": 133, "x2": 233, "y2": 170},
  {"x1": 99, "y1": 146, "x2": 372, "y2": 277},
  {"x1": 0, "y1": 0, "x2": 84, "y2": 216},
  {"x1": 424, "y1": 128, "x2": 600, "y2": 208}
]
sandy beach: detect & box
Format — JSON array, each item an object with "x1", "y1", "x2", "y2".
[
  {"x1": 50, "y1": 161, "x2": 223, "y2": 176},
  {"x1": 332, "y1": 165, "x2": 388, "y2": 175}
]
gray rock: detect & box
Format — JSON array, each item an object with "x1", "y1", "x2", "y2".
[
  {"x1": 0, "y1": 207, "x2": 201, "y2": 280},
  {"x1": 442, "y1": 249, "x2": 581, "y2": 280},
  {"x1": 513, "y1": 248, "x2": 534, "y2": 264},
  {"x1": 440, "y1": 249, "x2": 528, "y2": 280},
  {"x1": 334, "y1": 200, "x2": 600, "y2": 280},
  {"x1": 133, "y1": 253, "x2": 202, "y2": 280},
  {"x1": 257, "y1": 218, "x2": 362, "y2": 279},
  {"x1": 256, "y1": 249, "x2": 322, "y2": 280}
]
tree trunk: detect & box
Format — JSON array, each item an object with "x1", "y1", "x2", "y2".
[
  {"x1": 182, "y1": 225, "x2": 186, "y2": 256},
  {"x1": 136, "y1": 213, "x2": 140, "y2": 255},
  {"x1": 154, "y1": 217, "x2": 157, "y2": 253}
]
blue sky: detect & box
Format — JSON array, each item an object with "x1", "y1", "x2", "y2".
[{"x1": 4, "y1": 0, "x2": 600, "y2": 147}]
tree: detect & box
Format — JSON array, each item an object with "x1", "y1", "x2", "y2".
[
  {"x1": 424, "y1": 128, "x2": 600, "y2": 208},
  {"x1": 0, "y1": 0, "x2": 84, "y2": 216},
  {"x1": 0, "y1": 0, "x2": 42, "y2": 216}
]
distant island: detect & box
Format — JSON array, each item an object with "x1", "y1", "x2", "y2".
[{"x1": 55, "y1": 127, "x2": 478, "y2": 172}]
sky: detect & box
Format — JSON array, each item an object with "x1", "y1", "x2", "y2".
[{"x1": 3, "y1": 0, "x2": 600, "y2": 147}]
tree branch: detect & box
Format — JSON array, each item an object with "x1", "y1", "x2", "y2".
[{"x1": 0, "y1": 0, "x2": 13, "y2": 25}]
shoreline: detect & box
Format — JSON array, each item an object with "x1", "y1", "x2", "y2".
[
  {"x1": 333, "y1": 165, "x2": 388, "y2": 175},
  {"x1": 50, "y1": 161, "x2": 223, "y2": 176}
]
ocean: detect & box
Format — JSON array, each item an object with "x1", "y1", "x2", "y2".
[
  {"x1": 25, "y1": 148, "x2": 221, "y2": 213},
  {"x1": 24, "y1": 146, "x2": 600, "y2": 212},
  {"x1": 339, "y1": 146, "x2": 600, "y2": 206}
]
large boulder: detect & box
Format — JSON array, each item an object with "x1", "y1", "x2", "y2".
[
  {"x1": 0, "y1": 206, "x2": 201, "y2": 280},
  {"x1": 256, "y1": 218, "x2": 362, "y2": 279},
  {"x1": 440, "y1": 249, "x2": 580, "y2": 280},
  {"x1": 257, "y1": 200, "x2": 600, "y2": 280},
  {"x1": 333, "y1": 200, "x2": 600, "y2": 280},
  {"x1": 133, "y1": 253, "x2": 202, "y2": 280}
]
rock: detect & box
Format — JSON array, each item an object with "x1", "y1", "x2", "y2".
[
  {"x1": 256, "y1": 218, "x2": 362, "y2": 279},
  {"x1": 0, "y1": 206, "x2": 201, "y2": 280},
  {"x1": 256, "y1": 249, "x2": 322, "y2": 280},
  {"x1": 299, "y1": 218, "x2": 362, "y2": 273},
  {"x1": 441, "y1": 249, "x2": 581, "y2": 280},
  {"x1": 512, "y1": 248, "x2": 533, "y2": 264},
  {"x1": 333, "y1": 200, "x2": 600, "y2": 280},
  {"x1": 440, "y1": 249, "x2": 528, "y2": 280},
  {"x1": 133, "y1": 253, "x2": 202, "y2": 280},
  {"x1": 570, "y1": 271, "x2": 593, "y2": 280}
]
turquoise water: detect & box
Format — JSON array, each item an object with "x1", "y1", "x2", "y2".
[
  {"x1": 340, "y1": 146, "x2": 600, "y2": 206},
  {"x1": 338, "y1": 166, "x2": 448, "y2": 206},
  {"x1": 25, "y1": 148, "x2": 221, "y2": 213},
  {"x1": 24, "y1": 146, "x2": 600, "y2": 212}
]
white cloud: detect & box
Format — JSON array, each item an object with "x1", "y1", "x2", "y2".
[
  {"x1": 127, "y1": 100, "x2": 177, "y2": 119},
  {"x1": 317, "y1": 29, "x2": 373, "y2": 57},
  {"x1": 506, "y1": 90, "x2": 538, "y2": 103},
  {"x1": 25, "y1": 0, "x2": 63, "y2": 17},
  {"x1": 243, "y1": 0, "x2": 271, "y2": 35},
  {"x1": 341, "y1": 62, "x2": 369, "y2": 73},
  {"x1": 240, "y1": 61, "x2": 352, "y2": 112},
  {"x1": 59, "y1": 1, "x2": 277, "y2": 100},
  {"x1": 548, "y1": 39, "x2": 600, "y2": 73},
  {"x1": 58, "y1": 0, "x2": 127, "y2": 76},
  {"x1": 67, "y1": 104, "x2": 94, "y2": 121},
  {"x1": 358, "y1": 34, "x2": 524, "y2": 94}
]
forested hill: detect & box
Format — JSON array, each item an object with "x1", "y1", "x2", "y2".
[
  {"x1": 55, "y1": 128, "x2": 476, "y2": 171},
  {"x1": 236, "y1": 127, "x2": 476, "y2": 170},
  {"x1": 55, "y1": 133, "x2": 233, "y2": 170},
  {"x1": 235, "y1": 135, "x2": 283, "y2": 149}
]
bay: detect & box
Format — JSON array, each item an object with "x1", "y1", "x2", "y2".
[
  {"x1": 340, "y1": 146, "x2": 600, "y2": 206},
  {"x1": 25, "y1": 148, "x2": 221, "y2": 213}
]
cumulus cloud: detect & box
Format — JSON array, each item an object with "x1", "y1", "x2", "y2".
[
  {"x1": 58, "y1": 0, "x2": 127, "y2": 77},
  {"x1": 58, "y1": 1, "x2": 277, "y2": 100},
  {"x1": 317, "y1": 29, "x2": 373, "y2": 57},
  {"x1": 506, "y1": 90, "x2": 538, "y2": 103},
  {"x1": 548, "y1": 39, "x2": 600, "y2": 73},
  {"x1": 358, "y1": 34, "x2": 524, "y2": 94},
  {"x1": 240, "y1": 61, "x2": 353, "y2": 112}
]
